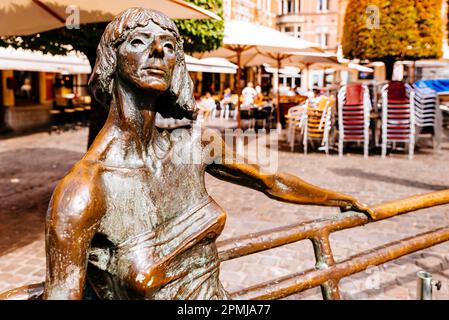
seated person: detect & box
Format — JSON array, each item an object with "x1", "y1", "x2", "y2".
[
  {"x1": 253, "y1": 86, "x2": 265, "y2": 108},
  {"x1": 219, "y1": 88, "x2": 236, "y2": 118},
  {"x1": 198, "y1": 92, "x2": 217, "y2": 119},
  {"x1": 220, "y1": 88, "x2": 234, "y2": 108}
]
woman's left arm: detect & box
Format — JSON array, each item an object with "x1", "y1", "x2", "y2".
[{"x1": 202, "y1": 128, "x2": 374, "y2": 218}]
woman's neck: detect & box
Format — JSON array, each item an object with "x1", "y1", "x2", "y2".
[{"x1": 109, "y1": 77, "x2": 158, "y2": 152}]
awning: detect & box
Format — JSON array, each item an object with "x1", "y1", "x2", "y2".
[
  {"x1": 0, "y1": 0, "x2": 220, "y2": 36},
  {"x1": 0, "y1": 48, "x2": 238, "y2": 76},
  {"x1": 185, "y1": 55, "x2": 237, "y2": 74},
  {"x1": 0, "y1": 47, "x2": 91, "y2": 74}
]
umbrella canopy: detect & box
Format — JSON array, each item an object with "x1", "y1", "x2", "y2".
[
  {"x1": 185, "y1": 55, "x2": 237, "y2": 74},
  {"x1": 0, "y1": 46, "x2": 91, "y2": 73},
  {"x1": 0, "y1": 0, "x2": 220, "y2": 36},
  {"x1": 279, "y1": 52, "x2": 340, "y2": 68},
  {"x1": 195, "y1": 20, "x2": 323, "y2": 128},
  {"x1": 196, "y1": 20, "x2": 322, "y2": 63},
  {"x1": 264, "y1": 66, "x2": 301, "y2": 77}
]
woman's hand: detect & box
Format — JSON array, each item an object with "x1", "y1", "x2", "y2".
[{"x1": 341, "y1": 196, "x2": 376, "y2": 220}]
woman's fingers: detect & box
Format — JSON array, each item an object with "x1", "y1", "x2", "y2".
[{"x1": 351, "y1": 199, "x2": 376, "y2": 220}]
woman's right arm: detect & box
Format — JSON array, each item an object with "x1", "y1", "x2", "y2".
[{"x1": 44, "y1": 162, "x2": 105, "y2": 300}]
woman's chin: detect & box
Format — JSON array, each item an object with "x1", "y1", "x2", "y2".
[{"x1": 139, "y1": 82, "x2": 169, "y2": 94}]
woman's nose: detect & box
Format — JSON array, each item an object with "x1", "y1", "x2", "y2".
[{"x1": 150, "y1": 36, "x2": 164, "y2": 56}]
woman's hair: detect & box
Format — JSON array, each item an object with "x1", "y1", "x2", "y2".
[{"x1": 88, "y1": 8, "x2": 197, "y2": 120}]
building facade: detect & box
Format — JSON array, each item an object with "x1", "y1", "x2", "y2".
[
  {"x1": 223, "y1": 0, "x2": 279, "y2": 27},
  {"x1": 276, "y1": 0, "x2": 347, "y2": 52}
]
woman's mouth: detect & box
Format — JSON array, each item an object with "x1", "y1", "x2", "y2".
[{"x1": 141, "y1": 67, "x2": 166, "y2": 75}]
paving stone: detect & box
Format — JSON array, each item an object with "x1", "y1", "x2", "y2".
[{"x1": 0, "y1": 128, "x2": 449, "y2": 299}]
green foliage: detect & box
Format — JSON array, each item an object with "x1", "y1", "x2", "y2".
[
  {"x1": 174, "y1": 0, "x2": 224, "y2": 53},
  {"x1": 342, "y1": 0, "x2": 443, "y2": 62},
  {"x1": 0, "y1": 0, "x2": 224, "y2": 63}
]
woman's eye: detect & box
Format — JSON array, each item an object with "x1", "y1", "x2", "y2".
[
  {"x1": 130, "y1": 38, "x2": 144, "y2": 46},
  {"x1": 164, "y1": 43, "x2": 174, "y2": 50}
]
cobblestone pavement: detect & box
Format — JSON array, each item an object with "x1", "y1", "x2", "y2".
[{"x1": 0, "y1": 128, "x2": 448, "y2": 300}]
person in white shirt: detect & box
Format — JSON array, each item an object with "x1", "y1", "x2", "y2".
[
  {"x1": 198, "y1": 92, "x2": 216, "y2": 119},
  {"x1": 241, "y1": 82, "x2": 257, "y2": 109}
]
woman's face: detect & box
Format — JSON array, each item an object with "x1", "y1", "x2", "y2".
[{"x1": 116, "y1": 21, "x2": 177, "y2": 94}]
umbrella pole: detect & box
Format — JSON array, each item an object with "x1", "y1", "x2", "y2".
[
  {"x1": 236, "y1": 49, "x2": 242, "y2": 129},
  {"x1": 276, "y1": 57, "x2": 282, "y2": 132},
  {"x1": 304, "y1": 63, "x2": 310, "y2": 91}
]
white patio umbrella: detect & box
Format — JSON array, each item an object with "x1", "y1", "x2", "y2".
[
  {"x1": 195, "y1": 20, "x2": 323, "y2": 128},
  {"x1": 0, "y1": 0, "x2": 220, "y2": 36}
]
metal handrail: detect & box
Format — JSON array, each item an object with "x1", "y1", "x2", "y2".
[{"x1": 216, "y1": 189, "x2": 449, "y2": 300}]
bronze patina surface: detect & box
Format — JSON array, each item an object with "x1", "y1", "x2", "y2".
[{"x1": 0, "y1": 8, "x2": 372, "y2": 300}]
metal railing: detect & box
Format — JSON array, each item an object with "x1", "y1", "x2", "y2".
[{"x1": 216, "y1": 189, "x2": 449, "y2": 300}]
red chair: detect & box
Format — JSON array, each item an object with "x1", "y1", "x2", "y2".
[
  {"x1": 381, "y1": 81, "x2": 415, "y2": 159},
  {"x1": 337, "y1": 83, "x2": 371, "y2": 158}
]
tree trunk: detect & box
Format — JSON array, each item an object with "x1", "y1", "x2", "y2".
[
  {"x1": 0, "y1": 71, "x2": 4, "y2": 131},
  {"x1": 383, "y1": 59, "x2": 396, "y2": 81},
  {"x1": 0, "y1": 72, "x2": 11, "y2": 134},
  {"x1": 87, "y1": 98, "x2": 108, "y2": 148},
  {"x1": 85, "y1": 51, "x2": 108, "y2": 149},
  {"x1": 409, "y1": 61, "x2": 416, "y2": 84}
]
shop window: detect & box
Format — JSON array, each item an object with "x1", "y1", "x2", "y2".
[
  {"x1": 54, "y1": 75, "x2": 74, "y2": 98},
  {"x1": 297, "y1": 26, "x2": 302, "y2": 38},
  {"x1": 325, "y1": 34, "x2": 330, "y2": 48},
  {"x1": 13, "y1": 71, "x2": 39, "y2": 106},
  {"x1": 283, "y1": 26, "x2": 294, "y2": 36},
  {"x1": 286, "y1": 0, "x2": 293, "y2": 13},
  {"x1": 318, "y1": 0, "x2": 329, "y2": 12}
]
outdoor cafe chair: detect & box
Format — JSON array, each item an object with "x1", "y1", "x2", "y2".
[
  {"x1": 337, "y1": 83, "x2": 372, "y2": 158},
  {"x1": 381, "y1": 81, "x2": 416, "y2": 160},
  {"x1": 303, "y1": 97, "x2": 334, "y2": 155},
  {"x1": 220, "y1": 94, "x2": 238, "y2": 120},
  {"x1": 239, "y1": 108, "x2": 256, "y2": 129},
  {"x1": 253, "y1": 106, "x2": 273, "y2": 129},
  {"x1": 412, "y1": 85, "x2": 442, "y2": 150},
  {"x1": 48, "y1": 109, "x2": 62, "y2": 134},
  {"x1": 220, "y1": 101, "x2": 233, "y2": 120},
  {"x1": 286, "y1": 102, "x2": 308, "y2": 152}
]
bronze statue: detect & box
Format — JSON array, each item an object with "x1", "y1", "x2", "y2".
[{"x1": 0, "y1": 8, "x2": 372, "y2": 300}]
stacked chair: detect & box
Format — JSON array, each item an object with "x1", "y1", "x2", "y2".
[
  {"x1": 381, "y1": 81, "x2": 415, "y2": 160},
  {"x1": 286, "y1": 102, "x2": 308, "y2": 152},
  {"x1": 303, "y1": 97, "x2": 334, "y2": 155},
  {"x1": 413, "y1": 86, "x2": 442, "y2": 150},
  {"x1": 337, "y1": 83, "x2": 371, "y2": 158}
]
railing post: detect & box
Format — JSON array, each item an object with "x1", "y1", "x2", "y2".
[
  {"x1": 416, "y1": 270, "x2": 441, "y2": 300},
  {"x1": 311, "y1": 232, "x2": 341, "y2": 300},
  {"x1": 417, "y1": 271, "x2": 433, "y2": 300}
]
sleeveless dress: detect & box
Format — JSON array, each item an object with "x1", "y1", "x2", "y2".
[{"x1": 86, "y1": 128, "x2": 229, "y2": 299}]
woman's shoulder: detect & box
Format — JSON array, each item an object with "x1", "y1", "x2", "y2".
[
  {"x1": 54, "y1": 159, "x2": 104, "y2": 201},
  {"x1": 47, "y1": 160, "x2": 106, "y2": 236},
  {"x1": 47, "y1": 159, "x2": 106, "y2": 233}
]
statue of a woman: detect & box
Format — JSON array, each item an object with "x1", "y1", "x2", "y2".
[{"x1": 12, "y1": 8, "x2": 373, "y2": 300}]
